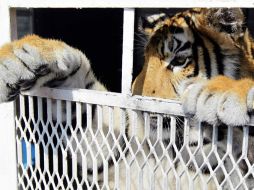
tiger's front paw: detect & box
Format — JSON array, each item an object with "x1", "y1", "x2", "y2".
[
  {"x1": 0, "y1": 35, "x2": 83, "y2": 102},
  {"x1": 179, "y1": 76, "x2": 254, "y2": 126},
  {"x1": 0, "y1": 44, "x2": 45, "y2": 102}
]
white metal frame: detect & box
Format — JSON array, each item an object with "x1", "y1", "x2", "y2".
[
  {"x1": 16, "y1": 92, "x2": 254, "y2": 190},
  {"x1": 5, "y1": 0, "x2": 254, "y2": 8},
  {"x1": 0, "y1": 1, "x2": 17, "y2": 189},
  {"x1": 1, "y1": 0, "x2": 254, "y2": 189},
  {"x1": 22, "y1": 88, "x2": 184, "y2": 116}
]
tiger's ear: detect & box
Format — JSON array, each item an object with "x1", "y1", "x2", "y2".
[
  {"x1": 204, "y1": 8, "x2": 245, "y2": 35},
  {"x1": 138, "y1": 13, "x2": 167, "y2": 36}
]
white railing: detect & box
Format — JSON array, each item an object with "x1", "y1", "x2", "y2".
[{"x1": 16, "y1": 88, "x2": 254, "y2": 189}]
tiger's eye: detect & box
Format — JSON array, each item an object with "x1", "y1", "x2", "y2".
[
  {"x1": 168, "y1": 40, "x2": 173, "y2": 51},
  {"x1": 176, "y1": 57, "x2": 186, "y2": 64},
  {"x1": 171, "y1": 57, "x2": 187, "y2": 66}
]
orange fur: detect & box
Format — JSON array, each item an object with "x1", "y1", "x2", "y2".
[
  {"x1": 203, "y1": 76, "x2": 254, "y2": 103},
  {"x1": 0, "y1": 35, "x2": 65, "y2": 63},
  {"x1": 132, "y1": 37, "x2": 195, "y2": 99}
]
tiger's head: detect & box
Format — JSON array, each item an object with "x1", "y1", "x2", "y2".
[{"x1": 132, "y1": 8, "x2": 250, "y2": 99}]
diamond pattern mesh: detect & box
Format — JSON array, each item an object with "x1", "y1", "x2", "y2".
[{"x1": 15, "y1": 94, "x2": 254, "y2": 190}]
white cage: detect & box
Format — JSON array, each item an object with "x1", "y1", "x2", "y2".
[
  {"x1": 1, "y1": 1, "x2": 254, "y2": 190},
  {"x1": 15, "y1": 88, "x2": 254, "y2": 190}
]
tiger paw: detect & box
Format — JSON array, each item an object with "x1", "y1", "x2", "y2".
[
  {"x1": 179, "y1": 76, "x2": 254, "y2": 126},
  {"x1": 0, "y1": 35, "x2": 85, "y2": 102}
]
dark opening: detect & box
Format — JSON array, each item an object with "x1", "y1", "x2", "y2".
[
  {"x1": 18, "y1": 8, "x2": 124, "y2": 92},
  {"x1": 17, "y1": 8, "x2": 254, "y2": 92}
]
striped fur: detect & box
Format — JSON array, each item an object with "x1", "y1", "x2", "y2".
[
  {"x1": 133, "y1": 8, "x2": 254, "y2": 126},
  {"x1": 133, "y1": 8, "x2": 254, "y2": 189}
]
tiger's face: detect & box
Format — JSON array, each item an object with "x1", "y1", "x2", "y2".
[
  {"x1": 132, "y1": 8, "x2": 246, "y2": 99},
  {"x1": 132, "y1": 11, "x2": 196, "y2": 99}
]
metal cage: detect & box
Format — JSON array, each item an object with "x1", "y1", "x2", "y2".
[
  {"x1": 14, "y1": 88, "x2": 254, "y2": 190},
  {"x1": 1, "y1": 1, "x2": 254, "y2": 189}
]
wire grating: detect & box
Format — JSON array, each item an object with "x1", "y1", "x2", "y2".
[{"x1": 15, "y1": 90, "x2": 254, "y2": 190}]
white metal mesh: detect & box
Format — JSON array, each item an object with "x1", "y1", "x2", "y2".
[{"x1": 15, "y1": 89, "x2": 254, "y2": 190}]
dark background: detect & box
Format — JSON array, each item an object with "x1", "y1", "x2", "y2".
[{"x1": 16, "y1": 8, "x2": 254, "y2": 92}]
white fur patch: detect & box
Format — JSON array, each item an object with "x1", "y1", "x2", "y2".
[
  {"x1": 181, "y1": 82, "x2": 206, "y2": 117},
  {"x1": 180, "y1": 78, "x2": 251, "y2": 126},
  {"x1": 217, "y1": 92, "x2": 249, "y2": 126},
  {"x1": 147, "y1": 13, "x2": 166, "y2": 23},
  {"x1": 247, "y1": 87, "x2": 254, "y2": 111}
]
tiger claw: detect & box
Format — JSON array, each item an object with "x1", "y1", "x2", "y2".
[
  {"x1": 17, "y1": 78, "x2": 37, "y2": 91},
  {"x1": 6, "y1": 88, "x2": 20, "y2": 101},
  {"x1": 34, "y1": 65, "x2": 50, "y2": 76}
]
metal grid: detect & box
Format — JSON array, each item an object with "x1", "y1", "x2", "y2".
[{"x1": 15, "y1": 88, "x2": 254, "y2": 190}]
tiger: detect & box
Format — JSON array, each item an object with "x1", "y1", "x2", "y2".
[
  {"x1": 0, "y1": 7, "x2": 254, "y2": 189},
  {"x1": 132, "y1": 8, "x2": 254, "y2": 189}
]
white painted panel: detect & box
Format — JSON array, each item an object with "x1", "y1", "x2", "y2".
[
  {"x1": 6, "y1": 0, "x2": 254, "y2": 8},
  {"x1": 121, "y1": 8, "x2": 135, "y2": 95},
  {"x1": 0, "y1": 2, "x2": 11, "y2": 45},
  {"x1": 0, "y1": 1, "x2": 18, "y2": 190}
]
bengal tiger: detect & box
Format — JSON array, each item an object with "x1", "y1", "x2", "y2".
[{"x1": 0, "y1": 8, "x2": 254, "y2": 189}]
